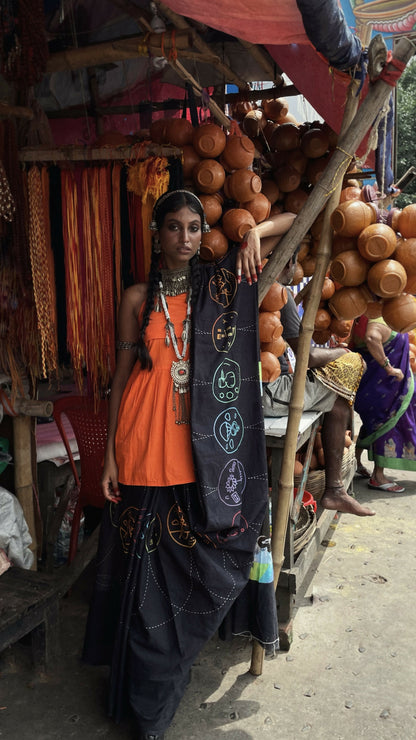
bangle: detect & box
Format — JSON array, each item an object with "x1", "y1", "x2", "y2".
[
  {"x1": 116, "y1": 340, "x2": 138, "y2": 351},
  {"x1": 382, "y1": 357, "x2": 391, "y2": 368}
]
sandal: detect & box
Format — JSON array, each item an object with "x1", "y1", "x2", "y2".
[
  {"x1": 355, "y1": 464, "x2": 371, "y2": 479},
  {"x1": 367, "y1": 479, "x2": 405, "y2": 493}
]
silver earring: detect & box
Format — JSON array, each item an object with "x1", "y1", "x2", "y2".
[
  {"x1": 153, "y1": 236, "x2": 161, "y2": 254},
  {"x1": 197, "y1": 242, "x2": 201, "y2": 257}
]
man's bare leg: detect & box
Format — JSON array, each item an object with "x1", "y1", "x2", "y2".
[{"x1": 320, "y1": 397, "x2": 375, "y2": 516}]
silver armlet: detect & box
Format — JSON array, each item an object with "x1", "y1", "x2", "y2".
[{"x1": 116, "y1": 340, "x2": 138, "y2": 351}]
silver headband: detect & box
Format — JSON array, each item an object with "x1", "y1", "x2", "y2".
[{"x1": 149, "y1": 189, "x2": 210, "y2": 233}]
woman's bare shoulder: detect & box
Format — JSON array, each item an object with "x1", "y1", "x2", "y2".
[{"x1": 121, "y1": 283, "x2": 148, "y2": 310}]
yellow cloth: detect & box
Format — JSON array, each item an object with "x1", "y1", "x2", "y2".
[{"x1": 312, "y1": 351, "x2": 365, "y2": 406}]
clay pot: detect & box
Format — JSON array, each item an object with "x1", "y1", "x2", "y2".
[
  {"x1": 339, "y1": 186, "x2": 362, "y2": 203},
  {"x1": 357, "y1": 223, "x2": 397, "y2": 262},
  {"x1": 321, "y1": 121, "x2": 338, "y2": 149},
  {"x1": 242, "y1": 109, "x2": 267, "y2": 138},
  {"x1": 365, "y1": 300, "x2": 384, "y2": 319},
  {"x1": 262, "y1": 121, "x2": 279, "y2": 145},
  {"x1": 331, "y1": 234, "x2": 357, "y2": 258},
  {"x1": 301, "y1": 127, "x2": 330, "y2": 159},
  {"x1": 193, "y1": 159, "x2": 225, "y2": 194},
  {"x1": 226, "y1": 168, "x2": 262, "y2": 202},
  {"x1": 398, "y1": 204, "x2": 416, "y2": 238},
  {"x1": 261, "y1": 179, "x2": 280, "y2": 204},
  {"x1": 328, "y1": 286, "x2": 370, "y2": 320},
  {"x1": 277, "y1": 112, "x2": 298, "y2": 125},
  {"x1": 263, "y1": 97, "x2": 289, "y2": 122},
  {"x1": 270, "y1": 123, "x2": 301, "y2": 152},
  {"x1": 242, "y1": 193, "x2": 271, "y2": 223},
  {"x1": 165, "y1": 118, "x2": 194, "y2": 147},
  {"x1": 313, "y1": 329, "x2": 332, "y2": 345},
  {"x1": 261, "y1": 333, "x2": 286, "y2": 357},
  {"x1": 382, "y1": 293, "x2": 416, "y2": 333},
  {"x1": 314, "y1": 308, "x2": 332, "y2": 330},
  {"x1": 232, "y1": 101, "x2": 256, "y2": 121},
  {"x1": 285, "y1": 148, "x2": 308, "y2": 175},
  {"x1": 181, "y1": 145, "x2": 201, "y2": 180},
  {"x1": 310, "y1": 212, "x2": 325, "y2": 239},
  {"x1": 192, "y1": 123, "x2": 226, "y2": 158},
  {"x1": 200, "y1": 227, "x2": 229, "y2": 261},
  {"x1": 300, "y1": 254, "x2": 316, "y2": 277},
  {"x1": 330, "y1": 200, "x2": 376, "y2": 237},
  {"x1": 366, "y1": 259, "x2": 407, "y2": 298},
  {"x1": 260, "y1": 351, "x2": 281, "y2": 382},
  {"x1": 260, "y1": 282, "x2": 288, "y2": 312},
  {"x1": 306, "y1": 156, "x2": 329, "y2": 185},
  {"x1": 298, "y1": 238, "x2": 311, "y2": 262},
  {"x1": 330, "y1": 250, "x2": 370, "y2": 286},
  {"x1": 259, "y1": 311, "x2": 285, "y2": 343},
  {"x1": 199, "y1": 194, "x2": 223, "y2": 226},
  {"x1": 329, "y1": 317, "x2": 353, "y2": 339},
  {"x1": 284, "y1": 188, "x2": 308, "y2": 214},
  {"x1": 292, "y1": 261, "x2": 304, "y2": 285},
  {"x1": 321, "y1": 276, "x2": 336, "y2": 301},
  {"x1": 388, "y1": 208, "x2": 402, "y2": 232},
  {"x1": 393, "y1": 237, "x2": 416, "y2": 291},
  {"x1": 222, "y1": 208, "x2": 256, "y2": 242},
  {"x1": 222, "y1": 134, "x2": 255, "y2": 170},
  {"x1": 150, "y1": 118, "x2": 167, "y2": 144},
  {"x1": 273, "y1": 165, "x2": 301, "y2": 193}
]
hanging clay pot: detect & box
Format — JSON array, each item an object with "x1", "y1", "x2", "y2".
[
  {"x1": 261, "y1": 179, "x2": 280, "y2": 204},
  {"x1": 328, "y1": 286, "x2": 370, "y2": 320},
  {"x1": 199, "y1": 194, "x2": 223, "y2": 226},
  {"x1": 292, "y1": 261, "x2": 304, "y2": 285},
  {"x1": 365, "y1": 299, "x2": 384, "y2": 319},
  {"x1": 330, "y1": 250, "x2": 370, "y2": 286},
  {"x1": 232, "y1": 101, "x2": 256, "y2": 121},
  {"x1": 300, "y1": 254, "x2": 316, "y2": 277},
  {"x1": 242, "y1": 109, "x2": 267, "y2": 138},
  {"x1": 263, "y1": 121, "x2": 279, "y2": 145},
  {"x1": 321, "y1": 121, "x2": 338, "y2": 149},
  {"x1": 277, "y1": 112, "x2": 298, "y2": 125},
  {"x1": 242, "y1": 192, "x2": 271, "y2": 223},
  {"x1": 193, "y1": 159, "x2": 225, "y2": 194},
  {"x1": 357, "y1": 223, "x2": 397, "y2": 262},
  {"x1": 330, "y1": 200, "x2": 376, "y2": 237},
  {"x1": 382, "y1": 293, "x2": 416, "y2": 333},
  {"x1": 273, "y1": 165, "x2": 301, "y2": 193},
  {"x1": 339, "y1": 186, "x2": 362, "y2": 203},
  {"x1": 306, "y1": 155, "x2": 329, "y2": 186},
  {"x1": 200, "y1": 227, "x2": 229, "y2": 261},
  {"x1": 259, "y1": 311, "x2": 284, "y2": 342},
  {"x1": 261, "y1": 333, "x2": 286, "y2": 357},
  {"x1": 226, "y1": 168, "x2": 262, "y2": 202},
  {"x1": 181, "y1": 145, "x2": 201, "y2": 180},
  {"x1": 260, "y1": 282, "x2": 288, "y2": 312},
  {"x1": 263, "y1": 97, "x2": 289, "y2": 122},
  {"x1": 222, "y1": 208, "x2": 256, "y2": 242},
  {"x1": 397, "y1": 204, "x2": 416, "y2": 238},
  {"x1": 312, "y1": 328, "x2": 332, "y2": 345},
  {"x1": 394, "y1": 237, "x2": 416, "y2": 293},
  {"x1": 331, "y1": 234, "x2": 358, "y2": 258},
  {"x1": 260, "y1": 351, "x2": 281, "y2": 382},
  {"x1": 321, "y1": 276, "x2": 336, "y2": 301},
  {"x1": 270, "y1": 123, "x2": 301, "y2": 152},
  {"x1": 285, "y1": 148, "x2": 308, "y2": 175},
  {"x1": 150, "y1": 118, "x2": 167, "y2": 144},
  {"x1": 284, "y1": 188, "x2": 308, "y2": 214},
  {"x1": 192, "y1": 123, "x2": 226, "y2": 158},
  {"x1": 387, "y1": 208, "x2": 401, "y2": 232},
  {"x1": 329, "y1": 317, "x2": 353, "y2": 339},
  {"x1": 222, "y1": 134, "x2": 255, "y2": 170},
  {"x1": 314, "y1": 308, "x2": 332, "y2": 330},
  {"x1": 300, "y1": 127, "x2": 330, "y2": 159},
  {"x1": 165, "y1": 118, "x2": 194, "y2": 147},
  {"x1": 366, "y1": 259, "x2": 407, "y2": 298}
]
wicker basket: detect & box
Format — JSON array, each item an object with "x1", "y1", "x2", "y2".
[{"x1": 294, "y1": 442, "x2": 356, "y2": 502}]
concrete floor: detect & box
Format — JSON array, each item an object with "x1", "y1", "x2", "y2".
[{"x1": 1, "y1": 451, "x2": 415, "y2": 740}]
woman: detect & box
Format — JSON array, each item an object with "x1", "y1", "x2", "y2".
[
  {"x1": 351, "y1": 315, "x2": 416, "y2": 493},
  {"x1": 83, "y1": 189, "x2": 295, "y2": 740}
]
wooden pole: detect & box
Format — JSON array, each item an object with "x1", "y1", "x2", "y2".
[
  {"x1": 13, "y1": 415, "x2": 37, "y2": 569},
  {"x1": 257, "y1": 35, "x2": 416, "y2": 305}
]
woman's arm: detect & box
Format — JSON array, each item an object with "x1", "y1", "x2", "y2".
[
  {"x1": 235, "y1": 212, "x2": 297, "y2": 284},
  {"x1": 102, "y1": 283, "x2": 147, "y2": 502},
  {"x1": 365, "y1": 322, "x2": 404, "y2": 381}
]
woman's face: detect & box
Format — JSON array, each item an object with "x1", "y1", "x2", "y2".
[{"x1": 158, "y1": 206, "x2": 201, "y2": 270}]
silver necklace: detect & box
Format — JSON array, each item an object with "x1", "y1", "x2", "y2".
[{"x1": 158, "y1": 280, "x2": 192, "y2": 424}]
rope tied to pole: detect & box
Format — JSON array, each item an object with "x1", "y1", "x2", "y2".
[{"x1": 374, "y1": 51, "x2": 406, "y2": 87}]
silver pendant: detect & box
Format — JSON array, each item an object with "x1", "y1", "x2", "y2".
[{"x1": 171, "y1": 359, "x2": 190, "y2": 391}]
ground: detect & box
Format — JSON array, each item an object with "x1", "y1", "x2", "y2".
[{"x1": 1, "y1": 450, "x2": 416, "y2": 740}]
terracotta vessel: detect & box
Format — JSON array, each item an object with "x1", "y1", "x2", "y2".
[
  {"x1": 263, "y1": 97, "x2": 289, "y2": 122},
  {"x1": 242, "y1": 192, "x2": 271, "y2": 223},
  {"x1": 262, "y1": 121, "x2": 279, "y2": 145},
  {"x1": 314, "y1": 308, "x2": 332, "y2": 330},
  {"x1": 273, "y1": 165, "x2": 301, "y2": 193},
  {"x1": 193, "y1": 159, "x2": 225, "y2": 194},
  {"x1": 394, "y1": 237, "x2": 416, "y2": 293},
  {"x1": 329, "y1": 317, "x2": 353, "y2": 339},
  {"x1": 260, "y1": 351, "x2": 281, "y2": 382},
  {"x1": 388, "y1": 208, "x2": 401, "y2": 232},
  {"x1": 298, "y1": 237, "x2": 311, "y2": 261},
  {"x1": 365, "y1": 300, "x2": 384, "y2": 319},
  {"x1": 310, "y1": 212, "x2": 325, "y2": 239},
  {"x1": 330, "y1": 200, "x2": 376, "y2": 237},
  {"x1": 226, "y1": 168, "x2": 262, "y2": 202},
  {"x1": 259, "y1": 311, "x2": 284, "y2": 343},
  {"x1": 261, "y1": 333, "x2": 286, "y2": 357},
  {"x1": 321, "y1": 276, "x2": 336, "y2": 301},
  {"x1": 284, "y1": 188, "x2": 308, "y2": 214},
  {"x1": 198, "y1": 194, "x2": 223, "y2": 226},
  {"x1": 321, "y1": 121, "x2": 338, "y2": 149},
  {"x1": 165, "y1": 118, "x2": 193, "y2": 147},
  {"x1": 181, "y1": 145, "x2": 201, "y2": 180},
  {"x1": 331, "y1": 234, "x2": 357, "y2": 257},
  {"x1": 398, "y1": 204, "x2": 416, "y2": 238},
  {"x1": 300, "y1": 254, "x2": 316, "y2": 277},
  {"x1": 285, "y1": 148, "x2": 308, "y2": 174},
  {"x1": 222, "y1": 134, "x2": 255, "y2": 170},
  {"x1": 192, "y1": 123, "x2": 226, "y2": 158},
  {"x1": 328, "y1": 286, "x2": 370, "y2": 320},
  {"x1": 357, "y1": 223, "x2": 397, "y2": 261},
  {"x1": 260, "y1": 282, "x2": 288, "y2": 312},
  {"x1": 382, "y1": 293, "x2": 416, "y2": 333},
  {"x1": 222, "y1": 208, "x2": 256, "y2": 242},
  {"x1": 312, "y1": 329, "x2": 332, "y2": 345},
  {"x1": 150, "y1": 118, "x2": 167, "y2": 144},
  {"x1": 242, "y1": 109, "x2": 267, "y2": 138},
  {"x1": 292, "y1": 261, "x2": 304, "y2": 285},
  {"x1": 366, "y1": 259, "x2": 407, "y2": 298},
  {"x1": 270, "y1": 123, "x2": 301, "y2": 152},
  {"x1": 200, "y1": 227, "x2": 229, "y2": 261},
  {"x1": 300, "y1": 127, "x2": 329, "y2": 159},
  {"x1": 339, "y1": 186, "x2": 362, "y2": 202},
  {"x1": 306, "y1": 156, "x2": 328, "y2": 185},
  {"x1": 261, "y1": 179, "x2": 280, "y2": 204},
  {"x1": 231, "y1": 101, "x2": 256, "y2": 121},
  {"x1": 330, "y1": 249, "x2": 370, "y2": 286},
  {"x1": 277, "y1": 112, "x2": 298, "y2": 125}
]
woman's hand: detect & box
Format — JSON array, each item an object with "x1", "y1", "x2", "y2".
[
  {"x1": 101, "y1": 459, "x2": 122, "y2": 503},
  {"x1": 387, "y1": 365, "x2": 404, "y2": 382},
  {"x1": 235, "y1": 229, "x2": 263, "y2": 285}
]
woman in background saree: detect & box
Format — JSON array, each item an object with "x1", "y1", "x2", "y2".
[{"x1": 351, "y1": 315, "x2": 416, "y2": 493}]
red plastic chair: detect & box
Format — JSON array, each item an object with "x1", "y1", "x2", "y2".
[{"x1": 52, "y1": 395, "x2": 108, "y2": 564}]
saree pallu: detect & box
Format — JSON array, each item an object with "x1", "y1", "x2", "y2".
[{"x1": 355, "y1": 332, "x2": 416, "y2": 471}]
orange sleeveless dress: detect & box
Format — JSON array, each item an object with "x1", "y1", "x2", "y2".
[{"x1": 115, "y1": 294, "x2": 195, "y2": 486}]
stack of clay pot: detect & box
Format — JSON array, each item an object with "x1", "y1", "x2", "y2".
[
  {"x1": 258, "y1": 282, "x2": 289, "y2": 381},
  {"x1": 326, "y1": 196, "x2": 416, "y2": 334}
]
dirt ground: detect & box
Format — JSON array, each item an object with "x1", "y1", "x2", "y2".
[{"x1": 1, "y1": 449, "x2": 416, "y2": 740}]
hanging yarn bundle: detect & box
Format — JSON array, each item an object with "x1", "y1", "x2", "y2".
[{"x1": 27, "y1": 165, "x2": 58, "y2": 380}]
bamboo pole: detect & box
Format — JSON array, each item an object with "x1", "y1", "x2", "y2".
[
  {"x1": 13, "y1": 415, "x2": 37, "y2": 569},
  {"x1": 257, "y1": 35, "x2": 416, "y2": 305}
]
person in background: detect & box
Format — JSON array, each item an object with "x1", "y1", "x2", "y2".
[{"x1": 350, "y1": 314, "x2": 416, "y2": 493}]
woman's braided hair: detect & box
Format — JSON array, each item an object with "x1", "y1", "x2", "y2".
[{"x1": 137, "y1": 190, "x2": 206, "y2": 370}]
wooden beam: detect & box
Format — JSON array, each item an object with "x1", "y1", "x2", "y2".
[
  {"x1": 237, "y1": 38, "x2": 282, "y2": 83},
  {"x1": 169, "y1": 57, "x2": 231, "y2": 128},
  {"x1": 0, "y1": 101, "x2": 34, "y2": 119},
  {"x1": 18, "y1": 143, "x2": 182, "y2": 163}
]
